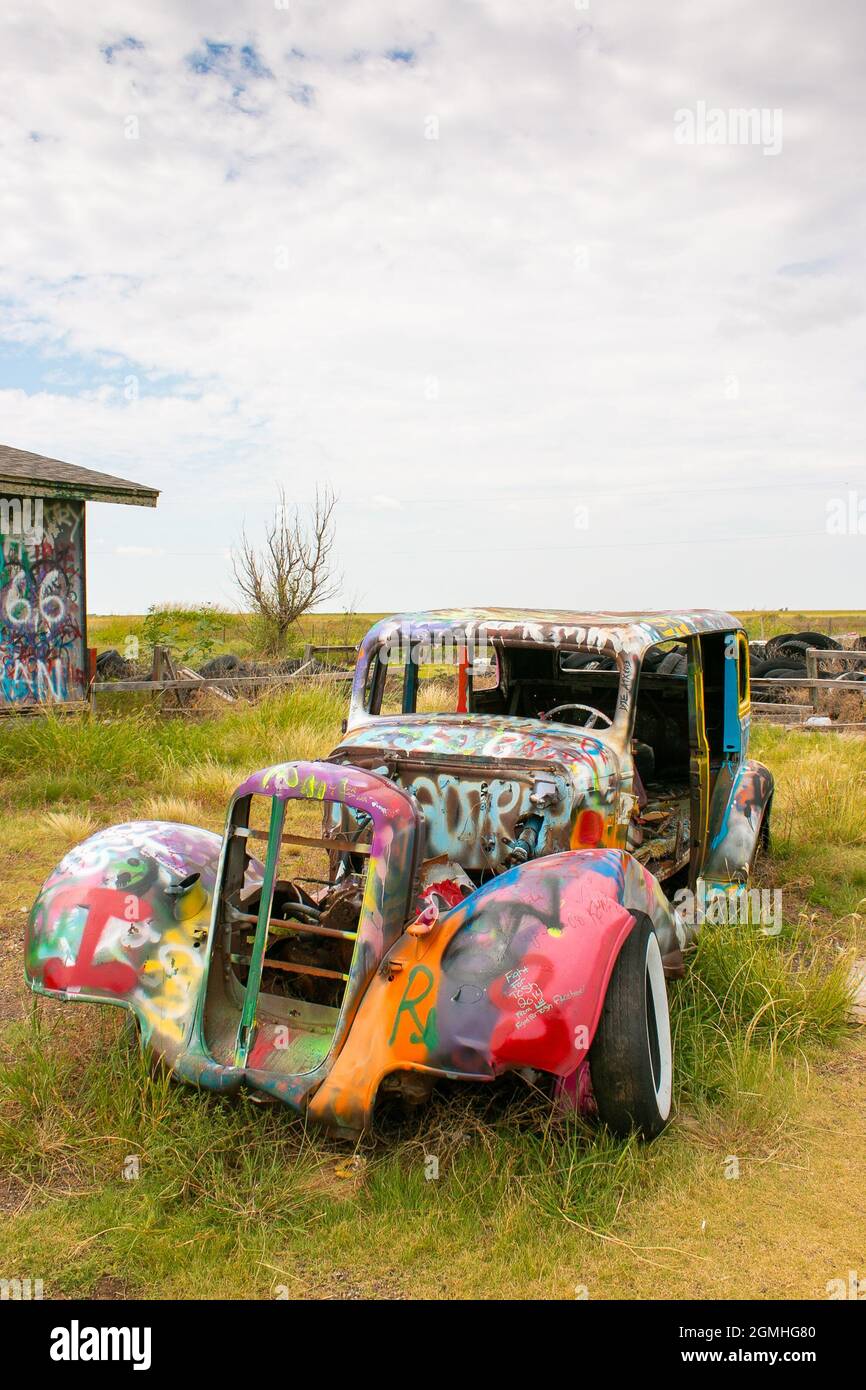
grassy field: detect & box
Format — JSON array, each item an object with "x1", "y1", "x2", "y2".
[
  {"x1": 87, "y1": 607, "x2": 866, "y2": 663},
  {"x1": 0, "y1": 688, "x2": 864, "y2": 1299},
  {"x1": 87, "y1": 609, "x2": 382, "y2": 663},
  {"x1": 735, "y1": 610, "x2": 866, "y2": 641}
]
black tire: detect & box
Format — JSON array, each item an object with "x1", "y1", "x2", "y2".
[
  {"x1": 765, "y1": 630, "x2": 839, "y2": 659},
  {"x1": 199, "y1": 653, "x2": 240, "y2": 677},
  {"x1": 657, "y1": 651, "x2": 687, "y2": 675},
  {"x1": 754, "y1": 659, "x2": 808, "y2": 677},
  {"x1": 641, "y1": 649, "x2": 666, "y2": 671},
  {"x1": 755, "y1": 666, "x2": 808, "y2": 702},
  {"x1": 771, "y1": 639, "x2": 811, "y2": 660},
  {"x1": 589, "y1": 919, "x2": 673, "y2": 1139},
  {"x1": 95, "y1": 648, "x2": 135, "y2": 680}
]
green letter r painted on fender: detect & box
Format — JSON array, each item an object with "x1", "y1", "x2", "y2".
[{"x1": 389, "y1": 964, "x2": 438, "y2": 1049}]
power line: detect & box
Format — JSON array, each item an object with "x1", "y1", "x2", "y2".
[
  {"x1": 105, "y1": 526, "x2": 859, "y2": 559},
  {"x1": 348, "y1": 477, "x2": 866, "y2": 508}
]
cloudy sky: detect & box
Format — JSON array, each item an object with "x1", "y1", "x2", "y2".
[{"x1": 1, "y1": 0, "x2": 864, "y2": 614}]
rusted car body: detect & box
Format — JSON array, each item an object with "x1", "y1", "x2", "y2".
[{"x1": 26, "y1": 609, "x2": 773, "y2": 1138}]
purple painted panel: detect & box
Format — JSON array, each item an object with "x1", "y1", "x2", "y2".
[{"x1": 0, "y1": 495, "x2": 86, "y2": 705}]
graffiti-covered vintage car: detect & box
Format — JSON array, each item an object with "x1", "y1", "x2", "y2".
[{"x1": 26, "y1": 609, "x2": 773, "y2": 1139}]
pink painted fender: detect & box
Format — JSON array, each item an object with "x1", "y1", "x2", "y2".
[
  {"x1": 425, "y1": 847, "x2": 687, "y2": 1079},
  {"x1": 307, "y1": 848, "x2": 688, "y2": 1133}
]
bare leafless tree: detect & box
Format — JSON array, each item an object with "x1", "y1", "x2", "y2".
[{"x1": 233, "y1": 486, "x2": 340, "y2": 651}]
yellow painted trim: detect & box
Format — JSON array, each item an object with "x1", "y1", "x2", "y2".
[{"x1": 737, "y1": 630, "x2": 751, "y2": 715}]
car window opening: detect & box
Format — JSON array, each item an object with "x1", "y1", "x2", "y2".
[{"x1": 202, "y1": 793, "x2": 373, "y2": 1073}]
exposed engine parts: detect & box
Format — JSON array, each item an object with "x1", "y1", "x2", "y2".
[{"x1": 504, "y1": 814, "x2": 545, "y2": 866}]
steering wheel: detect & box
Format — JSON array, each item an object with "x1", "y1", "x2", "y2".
[{"x1": 540, "y1": 702, "x2": 612, "y2": 729}]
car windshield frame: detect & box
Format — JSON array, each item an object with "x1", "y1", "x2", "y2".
[{"x1": 351, "y1": 636, "x2": 636, "y2": 745}]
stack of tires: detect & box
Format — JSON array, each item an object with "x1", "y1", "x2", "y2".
[{"x1": 751, "y1": 631, "x2": 840, "y2": 701}]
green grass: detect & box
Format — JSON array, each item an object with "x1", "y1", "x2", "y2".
[
  {"x1": 734, "y1": 610, "x2": 866, "y2": 640},
  {"x1": 88, "y1": 608, "x2": 382, "y2": 662},
  {"x1": 673, "y1": 917, "x2": 853, "y2": 1113},
  {"x1": 0, "y1": 696, "x2": 863, "y2": 1299},
  {"x1": 0, "y1": 683, "x2": 348, "y2": 809},
  {"x1": 87, "y1": 607, "x2": 866, "y2": 661}
]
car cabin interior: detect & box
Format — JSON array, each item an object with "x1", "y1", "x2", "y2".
[{"x1": 365, "y1": 628, "x2": 744, "y2": 890}]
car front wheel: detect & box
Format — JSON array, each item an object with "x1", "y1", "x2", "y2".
[{"x1": 589, "y1": 920, "x2": 673, "y2": 1139}]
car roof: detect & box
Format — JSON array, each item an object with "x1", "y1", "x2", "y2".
[{"x1": 361, "y1": 608, "x2": 741, "y2": 657}]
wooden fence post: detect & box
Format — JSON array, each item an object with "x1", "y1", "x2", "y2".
[
  {"x1": 87, "y1": 647, "x2": 98, "y2": 715},
  {"x1": 806, "y1": 648, "x2": 819, "y2": 713}
]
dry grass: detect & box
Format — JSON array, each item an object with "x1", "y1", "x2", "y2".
[
  {"x1": 42, "y1": 810, "x2": 98, "y2": 845},
  {"x1": 0, "y1": 697, "x2": 863, "y2": 1299},
  {"x1": 756, "y1": 727, "x2": 866, "y2": 851},
  {"x1": 141, "y1": 796, "x2": 205, "y2": 825},
  {"x1": 169, "y1": 760, "x2": 243, "y2": 810}
]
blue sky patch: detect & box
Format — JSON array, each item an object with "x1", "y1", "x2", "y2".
[
  {"x1": 101, "y1": 35, "x2": 145, "y2": 64},
  {"x1": 0, "y1": 338, "x2": 201, "y2": 402},
  {"x1": 288, "y1": 81, "x2": 315, "y2": 106},
  {"x1": 239, "y1": 43, "x2": 271, "y2": 79},
  {"x1": 778, "y1": 256, "x2": 837, "y2": 278},
  {"x1": 185, "y1": 39, "x2": 273, "y2": 82}
]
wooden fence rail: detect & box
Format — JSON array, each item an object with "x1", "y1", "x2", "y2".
[
  {"x1": 752, "y1": 676, "x2": 866, "y2": 691},
  {"x1": 75, "y1": 640, "x2": 866, "y2": 732},
  {"x1": 803, "y1": 648, "x2": 866, "y2": 711},
  {"x1": 751, "y1": 648, "x2": 866, "y2": 730},
  {"x1": 89, "y1": 641, "x2": 357, "y2": 711},
  {"x1": 93, "y1": 670, "x2": 354, "y2": 696},
  {"x1": 303, "y1": 643, "x2": 359, "y2": 661}
]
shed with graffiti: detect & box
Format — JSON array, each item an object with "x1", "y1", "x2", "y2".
[{"x1": 0, "y1": 444, "x2": 159, "y2": 710}]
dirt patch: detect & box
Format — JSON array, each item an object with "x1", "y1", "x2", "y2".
[
  {"x1": 289, "y1": 1262, "x2": 411, "y2": 1300},
  {"x1": 44, "y1": 1275, "x2": 137, "y2": 1303},
  {"x1": 0, "y1": 914, "x2": 27, "y2": 1025},
  {"x1": 0, "y1": 1174, "x2": 30, "y2": 1216},
  {"x1": 89, "y1": 1274, "x2": 135, "y2": 1301}
]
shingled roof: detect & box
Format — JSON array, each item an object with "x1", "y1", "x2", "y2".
[{"x1": 0, "y1": 444, "x2": 158, "y2": 507}]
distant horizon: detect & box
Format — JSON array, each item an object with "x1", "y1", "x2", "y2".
[{"x1": 85, "y1": 606, "x2": 866, "y2": 620}]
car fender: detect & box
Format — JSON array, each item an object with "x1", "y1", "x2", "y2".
[
  {"x1": 308, "y1": 847, "x2": 687, "y2": 1136},
  {"x1": 703, "y1": 758, "x2": 774, "y2": 886},
  {"x1": 25, "y1": 821, "x2": 261, "y2": 1063}
]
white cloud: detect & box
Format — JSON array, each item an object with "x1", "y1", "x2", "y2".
[{"x1": 0, "y1": 0, "x2": 864, "y2": 613}]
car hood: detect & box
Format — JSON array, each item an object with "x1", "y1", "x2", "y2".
[{"x1": 334, "y1": 713, "x2": 620, "y2": 783}]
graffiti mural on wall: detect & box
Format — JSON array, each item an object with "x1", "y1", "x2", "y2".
[{"x1": 0, "y1": 497, "x2": 86, "y2": 705}]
